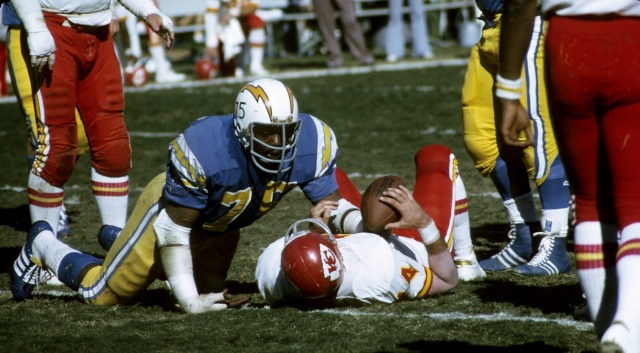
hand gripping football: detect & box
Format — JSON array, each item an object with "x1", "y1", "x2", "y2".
[{"x1": 361, "y1": 175, "x2": 405, "y2": 233}]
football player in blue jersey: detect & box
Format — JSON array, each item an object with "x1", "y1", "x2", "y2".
[{"x1": 10, "y1": 78, "x2": 364, "y2": 313}]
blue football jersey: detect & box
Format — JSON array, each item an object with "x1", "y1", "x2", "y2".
[
  {"x1": 1, "y1": 2, "x2": 21, "y2": 26},
  {"x1": 475, "y1": 0, "x2": 503, "y2": 14},
  {"x1": 163, "y1": 113, "x2": 339, "y2": 233}
]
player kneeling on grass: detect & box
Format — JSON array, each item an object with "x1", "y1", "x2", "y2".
[{"x1": 256, "y1": 144, "x2": 484, "y2": 307}]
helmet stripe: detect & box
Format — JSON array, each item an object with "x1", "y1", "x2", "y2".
[
  {"x1": 243, "y1": 85, "x2": 272, "y2": 119},
  {"x1": 286, "y1": 86, "x2": 294, "y2": 114}
]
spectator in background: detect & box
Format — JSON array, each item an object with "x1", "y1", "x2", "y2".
[
  {"x1": 114, "y1": 1, "x2": 186, "y2": 84},
  {"x1": 385, "y1": 0, "x2": 433, "y2": 63},
  {"x1": 311, "y1": 0, "x2": 374, "y2": 67},
  {"x1": 497, "y1": 1, "x2": 640, "y2": 351}
]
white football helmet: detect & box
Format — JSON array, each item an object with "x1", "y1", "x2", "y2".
[
  {"x1": 234, "y1": 78, "x2": 301, "y2": 174},
  {"x1": 281, "y1": 219, "x2": 344, "y2": 299}
]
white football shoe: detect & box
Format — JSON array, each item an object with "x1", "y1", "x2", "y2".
[
  {"x1": 39, "y1": 268, "x2": 64, "y2": 286},
  {"x1": 155, "y1": 69, "x2": 186, "y2": 84},
  {"x1": 455, "y1": 256, "x2": 486, "y2": 281},
  {"x1": 601, "y1": 321, "x2": 640, "y2": 353}
]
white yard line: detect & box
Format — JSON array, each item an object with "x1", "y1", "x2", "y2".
[{"x1": 0, "y1": 288, "x2": 592, "y2": 332}]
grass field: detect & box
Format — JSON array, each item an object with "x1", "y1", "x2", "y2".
[{"x1": 0, "y1": 59, "x2": 599, "y2": 352}]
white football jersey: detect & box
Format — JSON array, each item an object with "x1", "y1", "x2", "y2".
[
  {"x1": 40, "y1": 0, "x2": 113, "y2": 25},
  {"x1": 255, "y1": 232, "x2": 433, "y2": 306}
]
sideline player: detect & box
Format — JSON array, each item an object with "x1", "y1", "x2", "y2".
[
  {"x1": 11, "y1": 78, "x2": 359, "y2": 314},
  {"x1": 256, "y1": 144, "x2": 483, "y2": 307},
  {"x1": 461, "y1": 0, "x2": 571, "y2": 276}
]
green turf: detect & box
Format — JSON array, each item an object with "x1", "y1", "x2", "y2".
[{"x1": 0, "y1": 64, "x2": 599, "y2": 353}]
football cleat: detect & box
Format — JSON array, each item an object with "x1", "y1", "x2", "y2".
[
  {"x1": 479, "y1": 224, "x2": 532, "y2": 271},
  {"x1": 249, "y1": 64, "x2": 269, "y2": 77},
  {"x1": 155, "y1": 68, "x2": 186, "y2": 84},
  {"x1": 455, "y1": 257, "x2": 486, "y2": 281},
  {"x1": 512, "y1": 234, "x2": 571, "y2": 276},
  {"x1": 98, "y1": 225, "x2": 122, "y2": 252},
  {"x1": 11, "y1": 221, "x2": 50, "y2": 300},
  {"x1": 57, "y1": 204, "x2": 71, "y2": 237},
  {"x1": 38, "y1": 268, "x2": 64, "y2": 286},
  {"x1": 600, "y1": 321, "x2": 639, "y2": 353}
]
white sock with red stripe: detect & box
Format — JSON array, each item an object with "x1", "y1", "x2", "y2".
[
  {"x1": 574, "y1": 221, "x2": 618, "y2": 336},
  {"x1": 610, "y1": 223, "x2": 640, "y2": 341},
  {"x1": 28, "y1": 173, "x2": 63, "y2": 237},
  {"x1": 453, "y1": 176, "x2": 474, "y2": 259},
  {"x1": 91, "y1": 168, "x2": 129, "y2": 228}
]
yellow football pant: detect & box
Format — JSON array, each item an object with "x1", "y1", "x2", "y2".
[{"x1": 461, "y1": 16, "x2": 559, "y2": 186}]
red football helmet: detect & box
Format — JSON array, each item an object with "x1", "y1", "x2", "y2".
[
  {"x1": 281, "y1": 219, "x2": 344, "y2": 299},
  {"x1": 195, "y1": 58, "x2": 218, "y2": 80},
  {"x1": 124, "y1": 58, "x2": 150, "y2": 87}
]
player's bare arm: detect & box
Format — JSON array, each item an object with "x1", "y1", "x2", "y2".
[{"x1": 496, "y1": 0, "x2": 539, "y2": 147}]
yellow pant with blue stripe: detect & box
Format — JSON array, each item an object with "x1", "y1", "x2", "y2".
[
  {"x1": 461, "y1": 16, "x2": 559, "y2": 186},
  {"x1": 79, "y1": 173, "x2": 165, "y2": 305},
  {"x1": 77, "y1": 173, "x2": 239, "y2": 305}
]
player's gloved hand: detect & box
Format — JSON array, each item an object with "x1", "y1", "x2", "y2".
[
  {"x1": 145, "y1": 13, "x2": 175, "y2": 49},
  {"x1": 27, "y1": 30, "x2": 56, "y2": 72},
  {"x1": 179, "y1": 290, "x2": 250, "y2": 313}
]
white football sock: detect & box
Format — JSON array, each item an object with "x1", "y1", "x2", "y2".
[
  {"x1": 541, "y1": 207, "x2": 570, "y2": 237},
  {"x1": 574, "y1": 221, "x2": 618, "y2": 336},
  {"x1": 453, "y1": 177, "x2": 474, "y2": 260},
  {"x1": 28, "y1": 173, "x2": 63, "y2": 237},
  {"x1": 91, "y1": 168, "x2": 128, "y2": 228},
  {"x1": 611, "y1": 223, "x2": 640, "y2": 340},
  {"x1": 513, "y1": 192, "x2": 539, "y2": 224},
  {"x1": 32, "y1": 228, "x2": 79, "y2": 275}
]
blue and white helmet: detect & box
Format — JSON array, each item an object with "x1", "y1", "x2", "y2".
[{"x1": 234, "y1": 78, "x2": 301, "y2": 174}]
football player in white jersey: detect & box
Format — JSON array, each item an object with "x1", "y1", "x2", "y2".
[
  {"x1": 256, "y1": 144, "x2": 484, "y2": 307},
  {"x1": 497, "y1": 1, "x2": 640, "y2": 352}
]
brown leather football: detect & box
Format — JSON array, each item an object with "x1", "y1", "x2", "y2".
[{"x1": 361, "y1": 175, "x2": 405, "y2": 233}]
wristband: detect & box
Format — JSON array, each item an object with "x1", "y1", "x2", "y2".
[
  {"x1": 495, "y1": 74, "x2": 522, "y2": 100},
  {"x1": 418, "y1": 221, "x2": 440, "y2": 245}
]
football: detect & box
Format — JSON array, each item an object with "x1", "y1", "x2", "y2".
[{"x1": 361, "y1": 175, "x2": 405, "y2": 233}]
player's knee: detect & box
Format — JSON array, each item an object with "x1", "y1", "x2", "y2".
[
  {"x1": 92, "y1": 137, "x2": 132, "y2": 176},
  {"x1": 415, "y1": 144, "x2": 453, "y2": 175},
  {"x1": 40, "y1": 148, "x2": 77, "y2": 186}
]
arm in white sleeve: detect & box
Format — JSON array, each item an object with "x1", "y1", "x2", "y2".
[
  {"x1": 154, "y1": 209, "x2": 228, "y2": 313},
  {"x1": 117, "y1": 0, "x2": 160, "y2": 19},
  {"x1": 329, "y1": 198, "x2": 364, "y2": 234},
  {"x1": 11, "y1": 0, "x2": 56, "y2": 68}
]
